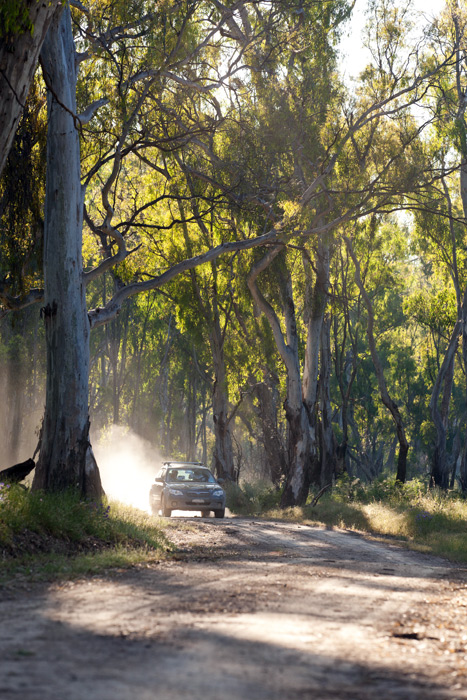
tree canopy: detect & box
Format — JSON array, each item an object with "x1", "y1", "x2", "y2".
[{"x1": 1, "y1": 0, "x2": 467, "y2": 504}]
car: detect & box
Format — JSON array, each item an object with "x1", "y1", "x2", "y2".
[{"x1": 149, "y1": 462, "x2": 226, "y2": 518}]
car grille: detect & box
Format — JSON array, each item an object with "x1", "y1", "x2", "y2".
[{"x1": 185, "y1": 488, "x2": 212, "y2": 504}]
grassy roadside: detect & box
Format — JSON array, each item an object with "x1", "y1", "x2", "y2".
[
  {"x1": 2, "y1": 476, "x2": 466, "y2": 583},
  {"x1": 0, "y1": 484, "x2": 172, "y2": 584},
  {"x1": 225, "y1": 477, "x2": 467, "y2": 564}
]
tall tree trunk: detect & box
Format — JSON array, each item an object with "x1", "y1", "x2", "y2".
[
  {"x1": 0, "y1": 1, "x2": 61, "y2": 176},
  {"x1": 201, "y1": 386, "x2": 208, "y2": 466},
  {"x1": 252, "y1": 373, "x2": 286, "y2": 487},
  {"x1": 6, "y1": 342, "x2": 23, "y2": 464},
  {"x1": 155, "y1": 316, "x2": 172, "y2": 453},
  {"x1": 186, "y1": 353, "x2": 197, "y2": 462},
  {"x1": 32, "y1": 6, "x2": 102, "y2": 497},
  {"x1": 211, "y1": 319, "x2": 235, "y2": 479},
  {"x1": 429, "y1": 175, "x2": 462, "y2": 488},
  {"x1": 130, "y1": 298, "x2": 152, "y2": 432},
  {"x1": 303, "y1": 242, "x2": 330, "y2": 487},
  {"x1": 332, "y1": 247, "x2": 359, "y2": 477},
  {"x1": 179, "y1": 209, "x2": 235, "y2": 479},
  {"x1": 460, "y1": 290, "x2": 467, "y2": 494},
  {"x1": 319, "y1": 315, "x2": 336, "y2": 487},
  {"x1": 248, "y1": 247, "x2": 311, "y2": 506},
  {"x1": 430, "y1": 322, "x2": 460, "y2": 488},
  {"x1": 282, "y1": 400, "x2": 313, "y2": 506},
  {"x1": 111, "y1": 326, "x2": 120, "y2": 425},
  {"x1": 454, "y1": 17, "x2": 467, "y2": 492}
]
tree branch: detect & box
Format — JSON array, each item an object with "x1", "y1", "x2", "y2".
[
  {"x1": 0, "y1": 285, "x2": 43, "y2": 318},
  {"x1": 88, "y1": 228, "x2": 281, "y2": 328}
]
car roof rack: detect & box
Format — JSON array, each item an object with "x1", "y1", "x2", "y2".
[{"x1": 163, "y1": 461, "x2": 204, "y2": 466}]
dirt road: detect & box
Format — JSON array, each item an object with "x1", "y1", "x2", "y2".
[{"x1": 1, "y1": 518, "x2": 466, "y2": 700}]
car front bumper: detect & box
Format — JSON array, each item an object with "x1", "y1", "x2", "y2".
[{"x1": 167, "y1": 494, "x2": 225, "y2": 511}]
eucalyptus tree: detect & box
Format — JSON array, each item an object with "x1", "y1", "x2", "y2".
[
  {"x1": 439, "y1": 2, "x2": 467, "y2": 491},
  {"x1": 29, "y1": 0, "x2": 361, "y2": 495},
  {"x1": 331, "y1": 217, "x2": 426, "y2": 481},
  {"x1": 0, "y1": 75, "x2": 46, "y2": 311},
  {"x1": 324, "y1": 0, "x2": 463, "y2": 487},
  {"x1": 0, "y1": 70, "x2": 48, "y2": 466},
  {"x1": 224, "y1": 0, "x2": 352, "y2": 505},
  {"x1": 160, "y1": 184, "x2": 237, "y2": 478},
  {"x1": 242, "y1": 0, "x2": 454, "y2": 503},
  {"x1": 330, "y1": 240, "x2": 361, "y2": 476},
  {"x1": 229, "y1": 258, "x2": 289, "y2": 487}
]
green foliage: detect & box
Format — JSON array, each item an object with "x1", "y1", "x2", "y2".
[
  {"x1": 0, "y1": 0, "x2": 32, "y2": 40},
  {"x1": 331, "y1": 474, "x2": 429, "y2": 504},
  {"x1": 225, "y1": 480, "x2": 281, "y2": 516},
  {"x1": 403, "y1": 288, "x2": 457, "y2": 336}
]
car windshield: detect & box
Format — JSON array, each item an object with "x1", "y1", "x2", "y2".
[{"x1": 166, "y1": 467, "x2": 217, "y2": 484}]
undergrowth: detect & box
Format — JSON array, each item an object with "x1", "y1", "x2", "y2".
[
  {"x1": 226, "y1": 476, "x2": 467, "y2": 563},
  {"x1": 0, "y1": 484, "x2": 171, "y2": 582}
]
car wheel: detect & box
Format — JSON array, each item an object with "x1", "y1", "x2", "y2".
[
  {"x1": 214, "y1": 508, "x2": 225, "y2": 519},
  {"x1": 161, "y1": 497, "x2": 171, "y2": 518},
  {"x1": 201, "y1": 510, "x2": 210, "y2": 518}
]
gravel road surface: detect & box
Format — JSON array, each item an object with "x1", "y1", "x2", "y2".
[{"x1": 1, "y1": 517, "x2": 466, "y2": 700}]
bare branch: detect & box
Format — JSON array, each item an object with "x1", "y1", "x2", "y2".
[
  {"x1": 77, "y1": 98, "x2": 109, "y2": 125},
  {"x1": 70, "y1": 0, "x2": 88, "y2": 12},
  {"x1": 300, "y1": 50, "x2": 457, "y2": 208},
  {"x1": 246, "y1": 246, "x2": 294, "y2": 368}
]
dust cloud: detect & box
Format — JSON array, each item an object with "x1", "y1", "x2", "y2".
[{"x1": 93, "y1": 426, "x2": 162, "y2": 513}]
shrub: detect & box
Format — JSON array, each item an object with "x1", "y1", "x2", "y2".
[{"x1": 225, "y1": 480, "x2": 281, "y2": 515}]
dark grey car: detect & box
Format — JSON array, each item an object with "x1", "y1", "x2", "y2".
[{"x1": 149, "y1": 462, "x2": 226, "y2": 518}]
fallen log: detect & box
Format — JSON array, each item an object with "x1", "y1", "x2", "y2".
[{"x1": 310, "y1": 483, "x2": 332, "y2": 507}]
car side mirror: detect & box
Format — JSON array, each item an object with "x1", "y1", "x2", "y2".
[
  {"x1": 217, "y1": 477, "x2": 225, "y2": 485},
  {"x1": 154, "y1": 477, "x2": 164, "y2": 484}
]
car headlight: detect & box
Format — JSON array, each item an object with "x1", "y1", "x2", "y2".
[
  {"x1": 168, "y1": 488, "x2": 183, "y2": 496},
  {"x1": 212, "y1": 489, "x2": 224, "y2": 498}
]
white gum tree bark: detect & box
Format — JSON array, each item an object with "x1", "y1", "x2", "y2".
[
  {"x1": 32, "y1": 5, "x2": 102, "y2": 497},
  {"x1": 247, "y1": 239, "x2": 335, "y2": 505}
]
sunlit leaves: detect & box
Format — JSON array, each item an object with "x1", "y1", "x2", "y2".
[{"x1": 404, "y1": 287, "x2": 457, "y2": 336}]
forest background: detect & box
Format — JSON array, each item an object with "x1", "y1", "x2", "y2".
[{"x1": 1, "y1": 0, "x2": 467, "y2": 512}]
